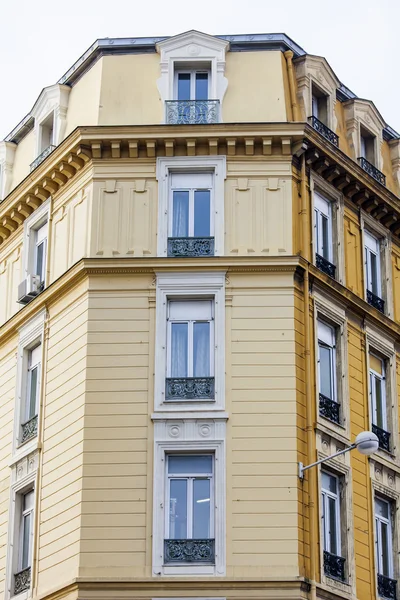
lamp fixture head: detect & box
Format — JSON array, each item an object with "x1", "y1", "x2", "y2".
[{"x1": 355, "y1": 431, "x2": 379, "y2": 456}]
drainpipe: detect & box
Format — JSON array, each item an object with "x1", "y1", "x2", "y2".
[
  {"x1": 301, "y1": 154, "x2": 317, "y2": 600},
  {"x1": 284, "y1": 51, "x2": 301, "y2": 122}
]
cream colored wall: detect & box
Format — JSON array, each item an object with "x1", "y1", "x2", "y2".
[
  {"x1": 0, "y1": 335, "x2": 18, "y2": 597},
  {"x1": 79, "y1": 276, "x2": 151, "y2": 577},
  {"x1": 98, "y1": 54, "x2": 162, "y2": 126},
  {"x1": 223, "y1": 52, "x2": 287, "y2": 123},
  {"x1": 10, "y1": 130, "x2": 35, "y2": 192},
  {"x1": 0, "y1": 235, "x2": 23, "y2": 326},
  {"x1": 225, "y1": 159, "x2": 293, "y2": 255},
  {"x1": 37, "y1": 282, "x2": 89, "y2": 594},
  {"x1": 64, "y1": 59, "x2": 103, "y2": 136},
  {"x1": 89, "y1": 163, "x2": 157, "y2": 258}
]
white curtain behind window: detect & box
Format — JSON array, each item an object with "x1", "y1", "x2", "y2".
[{"x1": 193, "y1": 322, "x2": 210, "y2": 377}]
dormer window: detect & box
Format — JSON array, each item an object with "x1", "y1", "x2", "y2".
[
  {"x1": 30, "y1": 112, "x2": 56, "y2": 171},
  {"x1": 176, "y1": 69, "x2": 210, "y2": 101},
  {"x1": 312, "y1": 85, "x2": 328, "y2": 126},
  {"x1": 360, "y1": 126, "x2": 376, "y2": 165}
]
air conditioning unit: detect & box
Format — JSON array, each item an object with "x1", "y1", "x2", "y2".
[{"x1": 17, "y1": 275, "x2": 41, "y2": 304}]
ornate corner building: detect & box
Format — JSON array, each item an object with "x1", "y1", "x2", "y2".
[{"x1": 0, "y1": 29, "x2": 399, "y2": 600}]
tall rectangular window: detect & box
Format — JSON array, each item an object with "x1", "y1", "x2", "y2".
[
  {"x1": 20, "y1": 344, "x2": 41, "y2": 445},
  {"x1": 34, "y1": 222, "x2": 47, "y2": 286},
  {"x1": 176, "y1": 71, "x2": 209, "y2": 101},
  {"x1": 314, "y1": 193, "x2": 333, "y2": 264},
  {"x1": 321, "y1": 471, "x2": 346, "y2": 581},
  {"x1": 317, "y1": 320, "x2": 340, "y2": 424},
  {"x1": 164, "y1": 454, "x2": 214, "y2": 564},
  {"x1": 375, "y1": 497, "x2": 393, "y2": 580},
  {"x1": 360, "y1": 127, "x2": 375, "y2": 165},
  {"x1": 369, "y1": 352, "x2": 391, "y2": 452},
  {"x1": 13, "y1": 489, "x2": 34, "y2": 594},
  {"x1": 365, "y1": 231, "x2": 381, "y2": 299},
  {"x1": 312, "y1": 86, "x2": 328, "y2": 125}
]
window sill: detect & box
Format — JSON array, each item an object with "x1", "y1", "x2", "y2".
[
  {"x1": 9, "y1": 439, "x2": 41, "y2": 468},
  {"x1": 319, "y1": 577, "x2": 353, "y2": 598}
]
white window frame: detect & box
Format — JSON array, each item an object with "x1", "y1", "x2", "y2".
[
  {"x1": 22, "y1": 199, "x2": 50, "y2": 286},
  {"x1": 156, "y1": 156, "x2": 226, "y2": 257},
  {"x1": 12, "y1": 310, "x2": 46, "y2": 460},
  {"x1": 155, "y1": 272, "x2": 225, "y2": 412},
  {"x1": 317, "y1": 319, "x2": 337, "y2": 402},
  {"x1": 361, "y1": 211, "x2": 392, "y2": 316},
  {"x1": 314, "y1": 193, "x2": 333, "y2": 263},
  {"x1": 375, "y1": 496, "x2": 394, "y2": 579},
  {"x1": 369, "y1": 353, "x2": 387, "y2": 431},
  {"x1": 174, "y1": 69, "x2": 211, "y2": 100},
  {"x1": 364, "y1": 230, "x2": 382, "y2": 298},
  {"x1": 321, "y1": 470, "x2": 341, "y2": 556},
  {"x1": 5, "y1": 455, "x2": 38, "y2": 600},
  {"x1": 31, "y1": 84, "x2": 71, "y2": 159},
  {"x1": 311, "y1": 174, "x2": 345, "y2": 284},
  {"x1": 169, "y1": 172, "x2": 214, "y2": 239},
  {"x1": 167, "y1": 300, "x2": 214, "y2": 378},
  {"x1": 152, "y1": 417, "x2": 226, "y2": 577}
]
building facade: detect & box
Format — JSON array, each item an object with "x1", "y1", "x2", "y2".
[{"x1": 0, "y1": 29, "x2": 399, "y2": 600}]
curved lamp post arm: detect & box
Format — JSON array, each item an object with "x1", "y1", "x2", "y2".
[{"x1": 298, "y1": 444, "x2": 356, "y2": 480}]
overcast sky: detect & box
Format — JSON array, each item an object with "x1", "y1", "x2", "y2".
[{"x1": 0, "y1": 0, "x2": 398, "y2": 139}]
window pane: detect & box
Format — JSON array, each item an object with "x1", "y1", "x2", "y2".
[
  {"x1": 22, "y1": 513, "x2": 31, "y2": 569},
  {"x1": 36, "y1": 240, "x2": 44, "y2": 281},
  {"x1": 328, "y1": 496, "x2": 338, "y2": 555},
  {"x1": 376, "y1": 498, "x2": 389, "y2": 519},
  {"x1": 195, "y1": 73, "x2": 208, "y2": 100},
  {"x1": 171, "y1": 323, "x2": 188, "y2": 377},
  {"x1": 193, "y1": 322, "x2": 210, "y2": 377},
  {"x1": 381, "y1": 522, "x2": 389, "y2": 576},
  {"x1": 322, "y1": 472, "x2": 337, "y2": 494},
  {"x1": 374, "y1": 377, "x2": 385, "y2": 429},
  {"x1": 169, "y1": 479, "x2": 187, "y2": 539},
  {"x1": 172, "y1": 191, "x2": 189, "y2": 237},
  {"x1": 168, "y1": 455, "x2": 212, "y2": 474},
  {"x1": 321, "y1": 214, "x2": 330, "y2": 259},
  {"x1": 370, "y1": 252, "x2": 379, "y2": 295},
  {"x1": 312, "y1": 95, "x2": 319, "y2": 118},
  {"x1": 177, "y1": 74, "x2": 191, "y2": 101},
  {"x1": 194, "y1": 190, "x2": 211, "y2": 237},
  {"x1": 319, "y1": 345, "x2": 333, "y2": 399},
  {"x1": 28, "y1": 366, "x2": 38, "y2": 419},
  {"x1": 193, "y1": 478, "x2": 211, "y2": 538}
]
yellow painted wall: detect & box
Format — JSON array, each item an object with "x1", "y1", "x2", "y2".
[
  {"x1": 98, "y1": 54, "x2": 162, "y2": 126},
  {"x1": 392, "y1": 247, "x2": 400, "y2": 324},
  {"x1": 381, "y1": 140, "x2": 398, "y2": 197},
  {"x1": 0, "y1": 236, "x2": 23, "y2": 326},
  {"x1": 64, "y1": 59, "x2": 103, "y2": 136},
  {"x1": 10, "y1": 129, "x2": 35, "y2": 192},
  {"x1": 334, "y1": 101, "x2": 351, "y2": 157},
  {"x1": 344, "y1": 206, "x2": 363, "y2": 297},
  {"x1": 223, "y1": 52, "x2": 287, "y2": 123}
]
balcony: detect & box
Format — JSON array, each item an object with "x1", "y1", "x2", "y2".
[
  {"x1": 165, "y1": 100, "x2": 220, "y2": 125},
  {"x1": 164, "y1": 538, "x2": 215, "y2": 563},
  {"x1": 319, "y1": 393, "x2": 340, "y2": 424},
  {"x1": 378, "y1": 574, "x2": 397, "y2": 600},
  {"x1": 367, "y1": 289, "x2": 385, "y2": 313},
  {"x1": 20, "y1": 414, "x2": 38, "y2": 445},
  {"x1": 308, "y1": 116, "x2": 339, "y2": 147},
  {"x1": 14, "y1": 567, "x2": 31, "y2": 594},
  {"x1": 30, "y1": 145, "x2": 56, "y2": 172},
  {"x1": 165, "y1": 377, "x2": 215, "y2": 401},
  {"x1": 358, "y1": 156, "x2": 386, "y2": 186},
  {"x1": 372, "y1": 423, "x2": 391, "y2": 453},
  {"x1": 323, "y1": 550, "x2": 346, "y2": 581},
  {"x1": 316, "y1": 254, "x2": 336, "y2": 279},
  {"x1": 167, "y1": 237, "x2": 214, "y2": 257}
]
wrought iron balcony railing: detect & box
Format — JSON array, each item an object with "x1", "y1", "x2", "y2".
[
  {"x1": 167, "y1": 237, "x2": 215, "y2": 257},
  {"x1": 323, "y1": 550, "x2": 346, "y2": 581},
  {"x1": 21, "y1": 414, "x2": 38, "y2": 445},
  {"x1": 378, "y1": 573, "x2": 397, "y2": 600},
  {"x1": 14, "y1": 567, "x2": 31, "y2": 594},
  {"x1": 165, "y1": 377, "x2": 215, "y2": 401},
  {"x1": 164, "y1": 539, "x2": 215, "y2": 563},
  {"x1": 367, "y1": 289, "x2": 385, "y2": 313},
  {"x1": 308, "y1": 116, "x2": 339, "y2": 147},
  {"x1": 319, "y1": 393, "x2": 340, "y2": 424},
  {"x1": 30, "y1": 145, "x2": 56, "y2": 172},
  {"x1": 166, "y1": 100, "x2": 220, "y2": 125},
  {"x1": 372, "y1": 423, "x2": 391, "y2": 453},
  {"x1": 358, "y1": 156, "x2": 386, "y2": 186},
  {"x1": 316, "y1": 254, "x2": 336, "y2": 279}
]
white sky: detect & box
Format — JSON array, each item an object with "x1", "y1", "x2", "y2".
[{"x1": 0, "y1": 0, "x2": 398, "y2": 139}]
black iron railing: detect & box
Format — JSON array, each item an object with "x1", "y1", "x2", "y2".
[
  {"x1": 20, "y1": 414, "x2": 38, "y2": 444},
  {"x1": 164, "y1": 539, "x2": 215, "y2": 563},
  {"x1": 166, "y1": 100, "x2": 220, "y2": 124},
  {"x1": 372, "y1": 423, "x2": 391, "y2": 453},
  {"x1": 378, "y1": 573, "x2": 397, "y2": 600},
  {"x1": 323, "y1": 550, "x2": 346, "y2": 581},
  {"x1": 358, "y1": 157, "x2": 386, "y2": 186},
  {"x1": 30, "y1": 145, "x2": 56, "y2": 171},
  {"x1": 167, "y1": 237, "x2": 214, "y2": 257},
  {"x1": 367, "y1": 289, "x2": 385, "y2": 313},
  {"x1": 319, "y1": 394, "x2": 340, "y2": 424},
  {"x1": 165, "y1": 377, "x2": 215, "y2": 400},
  {"x1": 309, "y1": 116, "x2": 339, "y2": 147},
  {"x1": 14, "y1": 567, "x2": 31, "y2": 594},
  {"x1": 316, "y1": 254, "x2": 336, "y2": 279}
]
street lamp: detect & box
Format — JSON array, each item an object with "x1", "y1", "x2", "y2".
[{"x1": 298, "y1": 431, "x2": 379, "y2": 480}]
